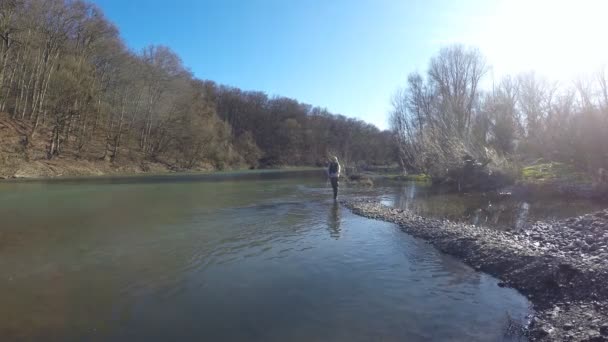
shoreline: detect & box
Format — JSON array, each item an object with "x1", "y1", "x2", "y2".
[
  {"x1": 0, "y1": 155, "x2": 324, "y2": 181},
  {"x1": 0, "y1": 158, "x2": 175, "y2": 181},
  {"x1": 342, "y1": 199, "x2": 608, "y2": 341},
  {"x1": 0, "y1": 167, "x2": 323, "y2": 184}
]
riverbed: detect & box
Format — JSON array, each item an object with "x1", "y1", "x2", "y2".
[{"x1": 0, "y1": 170, "x2": 536, "y2": 341}]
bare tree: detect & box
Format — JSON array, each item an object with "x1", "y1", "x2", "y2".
[{"x1": 428, "y1": 45, "x2": 488, "y2": 135}]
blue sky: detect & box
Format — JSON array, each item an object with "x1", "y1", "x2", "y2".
[{"x1": 91, "y1": 0, "x2": 608, "y2": 130}]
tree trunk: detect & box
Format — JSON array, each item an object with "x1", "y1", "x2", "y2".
[{"x1": 111, "y1": 101, "x2": 126, "y2": 162}]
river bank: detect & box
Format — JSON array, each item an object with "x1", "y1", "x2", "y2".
[
  {"x1": 0, "y1": 113, "x2": 179, "y2": 179},
  {"x1": 0, "y1": 156, "x2": 179, "y2": 180},
  {"x1": 1, "y1": 114, "x2": 327, "y2": 180},
  {"x1": 0, "y1": 156, "x2": 323, "y2": 181},
  {"x1": 343, "y1": 199, "x2": 608, "y2": 341}
]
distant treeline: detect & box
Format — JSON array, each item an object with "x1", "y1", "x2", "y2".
[
  {"x1": 391, "y1": 45, "x2": 608, "y2": 180},
  {"x1": 0, "y1": 0, "x2": 396, "y2": 170}
]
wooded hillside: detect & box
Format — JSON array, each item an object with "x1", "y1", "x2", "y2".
[{"x1": 0, "y1": 0, "x2": 396, "y2": 178}]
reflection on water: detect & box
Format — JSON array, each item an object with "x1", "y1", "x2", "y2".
[
  {"x1": 0, "y1": 170, "x2": 530, "y2": 341},
  {"x1": 327, "y1": 201, "x2": 342, "y2": 239},
  {"x1": 380, "y1": 182, "x2": 605, "y2": 230}
]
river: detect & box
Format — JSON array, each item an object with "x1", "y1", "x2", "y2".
[
  {"x1": 0, "y1": 169, "x2": 556, "y2": 341},
  {"x1": 375, "y1": 179, "x2": 605, "y2": 231}
]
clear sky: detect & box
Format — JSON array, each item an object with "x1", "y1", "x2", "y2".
[{"x1": 91, "y1": 0, "x2": 608, "y2": 130}]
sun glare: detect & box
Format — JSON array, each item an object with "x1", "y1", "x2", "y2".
[{"x1": 477, "y1": 0, "x2": 608, "y2": 81}]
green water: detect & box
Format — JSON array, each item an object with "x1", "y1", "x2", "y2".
[{"x1": 0, "y1": 170, "x2": 530, "y2": 341}]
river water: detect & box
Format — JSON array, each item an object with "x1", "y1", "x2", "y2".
[
  {"x1": 0, "y1": 170, "x2": 538, "y2": 341},
  {"x1": 375, "y1": 180, "x2": 605, "y2": 230}
]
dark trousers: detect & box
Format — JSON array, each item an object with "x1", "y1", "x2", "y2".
[{"x1": 330, "y1": 177, "x2": 339, "y2": 199}]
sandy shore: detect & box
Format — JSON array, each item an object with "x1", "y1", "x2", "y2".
[{"x1": 342, "y1": 199, "x2": 608, "y2": 341}]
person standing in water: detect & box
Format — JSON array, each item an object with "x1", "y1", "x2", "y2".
[{"x1": 327, "y1": 156, "x2": 341, "y2": 200}]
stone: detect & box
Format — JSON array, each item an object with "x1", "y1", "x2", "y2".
[
  {"x1": 531, "y1": 325, "x2": 552, "y2": 338},
  {"x1": 586, "y1": 330, "x2": 603, "y2": 341},
  {"x1": 532, "y1": 234, "x2": 543, "y2": 241},
  {"x1": 600, "y1": 324, "x2": 608, "y2": 336}
]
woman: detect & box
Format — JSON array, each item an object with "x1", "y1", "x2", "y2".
[{"x1": 327, "y1": 156, "x2": 341, "y2": 200}]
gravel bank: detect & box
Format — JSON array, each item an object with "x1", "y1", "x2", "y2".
[{"x1": 343, "y1": 199, "x2": 608, "y2": 341}]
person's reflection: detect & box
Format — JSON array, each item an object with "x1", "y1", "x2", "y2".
[{"x1": 327, "y1": 201, "x2": 341, "y2": 239}]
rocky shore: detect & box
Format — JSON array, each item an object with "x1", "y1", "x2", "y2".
[{"x1": 342, "y1": 199, "x2": 608, "y2": 341}]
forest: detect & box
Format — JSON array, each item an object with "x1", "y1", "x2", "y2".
[
  {"x1": 390, "y1": 45, "x2": 608, "y2": 183},
  {"x1": 0, "y1": 0, "x2": 396, "y2": 175}
]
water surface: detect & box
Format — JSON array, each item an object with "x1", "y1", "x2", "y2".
[
  {"x1": 0, "y1": 170, "x2": 530, "y2": 341},
  {"x1": 375, "y1": 181, "x2": 605, "y2": 230}
]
